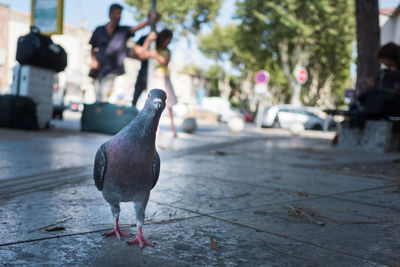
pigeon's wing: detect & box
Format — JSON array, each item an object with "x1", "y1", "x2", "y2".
[
  {"x1": 151, "y1": 151, "x2": 160, "y2": 189},
  {"x1": 93, "y1": 143, "x2": 107, "y2": 191}
]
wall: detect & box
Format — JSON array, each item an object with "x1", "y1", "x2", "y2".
[
  {"x1": 0, "y1": 4, "x2": 10, "y2": 91},
  {"x1": 380, "y1": 7, "x2": 400, "y2": 44}
]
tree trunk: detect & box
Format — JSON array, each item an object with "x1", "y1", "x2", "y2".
[
  {"x1": 278, "y1": 40, "x2": 309, "y2": 106},
  {"x1": 304, "y1": 68, "x2": 319, "y2": 105},
  {"x1": 222, "y1": 74, "x2": 231, "y2": 100},
  {"x1": 316, "y1": 74, "x2": 335, "y2": 109},
  {"x1": 355, "y1": 0, "x2": 380, "y2": 90}
]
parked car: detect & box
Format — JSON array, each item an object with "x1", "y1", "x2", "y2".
[{"x1": 257, "y1": 104, "x2": 335, "y2": 131}]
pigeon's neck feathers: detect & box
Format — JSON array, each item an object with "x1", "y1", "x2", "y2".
[{"x1": 126, "y1": 107, "x2": 160, "y2": 141}]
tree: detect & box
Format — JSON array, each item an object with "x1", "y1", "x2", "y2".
[
  {"x1": 205, "y1": 65, "x2": 225, "y2": 97},
  {"x1": 125, "y1": 0, "x2": 222, "y2": 35},
  {"x1": 355, "y1": 0, "x2": 380, "y2": 91},
  {"x1": 234, "y1": 0, "x2": 354, "y2": 107},
  {"x1": 198, "y1": 24, "x2": 236, "y2": 99},
  {"x1": 197, "y1": 0, "x2": 355, "y2": 107}
]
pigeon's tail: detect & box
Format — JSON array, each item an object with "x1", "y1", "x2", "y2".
[{"x1": 93, "y1": 143, "x2": 107, "y2": 191}]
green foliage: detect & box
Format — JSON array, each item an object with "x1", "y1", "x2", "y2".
[
  {"x1": 235, "y1": 0, "x2": 354, "y2": 104},
  {"x1": 228, "y1": 76, "x2": 250, "y2": 110},
  {"x1": 205, "y1": 65, "x2": 224, "y2": 96},
  {"x1": 125, "y1": 0, "x2": 222, "y2": 35},
  {"x1": 198, "y1": 24, "x2": 236, "y2": 62},
  {"x1": 304, "y1": 0, "x2": 355, "y2": 105},
  {"x1": 181, "y1": 64, "x2": 203, "y2": 76},
  {"x1": 198, "y1": 0, "x2": 355, "y2": 106}
]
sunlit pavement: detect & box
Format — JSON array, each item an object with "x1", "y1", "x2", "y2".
[{"x1": 0, "y1": 110, "x2": 400, "y2": 266}]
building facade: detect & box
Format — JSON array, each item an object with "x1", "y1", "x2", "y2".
[{"x1": 380, "y1": 6, "x2": 400, "y2": 45}]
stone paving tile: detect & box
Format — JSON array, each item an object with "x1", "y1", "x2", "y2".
[
  {"x1": 164, "y1": 154, "x2": 390, "y2": 196},
  {"x1": 219, "y1": 135, "x2": 396, "y2": 164},
  {"x1": 0, "y1": 129, "x2": 108, "y2": 181},
  {"x1": 0, "y1": 126, "x2": 257, "y2": 182},
  {"x1": 151, "y1": 171, "x2": 312, "y2": 214},
  {"x1": 0, "y1": 179, "x2": 198, "y2": 246},
  {"x1": 331, "y1": 185, "x2": 400, "y2": 211},
  {"x1": 307, "y1": 160, "x2": 400, "y2": 182},
  {"x1": 0, "y1": 216, "x2": 385, "y2": 267},
  {"x1": 212, "y1": 197, "x2": 400, "y2": 266}
]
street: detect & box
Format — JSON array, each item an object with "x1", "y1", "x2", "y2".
[{"x1": 0, "y1": 112, "x2": 400, "y2": 266}]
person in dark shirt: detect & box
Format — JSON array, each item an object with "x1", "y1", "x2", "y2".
[{"x1": 89, "y1": 3, "x2": 157, "y2": 102}]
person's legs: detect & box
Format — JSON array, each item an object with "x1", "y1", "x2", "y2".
[
  {"x1": 97, "y1": 74, "x2": 117, "y2": 102},
  {"x1": 167, "y1": 107, "x2": 177, "y2": 137},
  {"x1": 94, "y1": 78, "x2": 101, "y2": 102}
]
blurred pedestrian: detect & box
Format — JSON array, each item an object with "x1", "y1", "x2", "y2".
[
  {"x1": 151, "y1": 29, "x2": 177, "y2": 137},
  {"x1": 89, "y1": 3, "x2": 156, "y2": 102}
]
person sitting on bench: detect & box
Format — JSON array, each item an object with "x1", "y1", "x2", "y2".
[{"x1": 347, "y1": 42, "x2": 400, "y2": 128}]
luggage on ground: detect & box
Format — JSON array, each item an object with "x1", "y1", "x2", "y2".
[
  {"x1": 16, "y1": 27, "x2": 67, "y2": 73},
  {"x1": 81, "y1": 102, "x2": 138, "y2": 135},
  {"x1": 0, "y1": 95, "x2": 38, "y2": 130}
]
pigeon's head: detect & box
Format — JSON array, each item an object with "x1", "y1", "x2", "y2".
[{"x1": 146, "y1": 89, "x2": 167, "y2": 112}]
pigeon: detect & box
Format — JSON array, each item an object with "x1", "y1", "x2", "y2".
[{"x1": 93, "y1": 89, "x2": 166, "y2": 247}]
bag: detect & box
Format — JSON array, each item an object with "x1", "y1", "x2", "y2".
[
  {"x1": 0, "y1": 95, "x2": 38, "y2": 130},
  {"x1": 81, "y1": 102, "x2": 138, "y2": 135},
  {"x1": 88, "y1": 68, "x2": 99, "y2": 79},
  {"x1": 16, "y1": 27, "x2": 67, "y2": 73}
]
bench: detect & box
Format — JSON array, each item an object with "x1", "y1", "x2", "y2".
[{"x1": 337, "y1": 117, "x2": 400, "y2": 153}]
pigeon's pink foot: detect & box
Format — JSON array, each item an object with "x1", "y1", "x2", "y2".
[
  {"x1": 127, "y1": 227, "x2": 154, "y2": 248},
  {"x1": 103, "y1": 219, "x2": 131, "y2": 239}
]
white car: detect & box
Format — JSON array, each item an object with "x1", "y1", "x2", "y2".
[{"x1": 258, "y1": 104, "x2": 333, "y2": 131}]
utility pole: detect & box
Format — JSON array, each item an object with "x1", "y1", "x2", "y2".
[{"x1": 146, "y1": 0, "x2": 157, "y2": 91}]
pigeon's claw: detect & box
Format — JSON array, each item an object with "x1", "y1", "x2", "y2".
[
  {"x1": 127, "y1": 235, "x2": 154, "y2": 248},
  {"x1": 127, "y1": 227, "x2": 154, "y2": 248},
  {"x1": 103, "y1": 228, "x2": 131, "y2": 239},
  {"x1": 103, "y1": 219, "x2": 131, "y2": 239}
]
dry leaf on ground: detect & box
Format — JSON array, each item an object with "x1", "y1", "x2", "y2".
[{"x1": 210, "y1": 237, "x2": 221, "y2": 251}]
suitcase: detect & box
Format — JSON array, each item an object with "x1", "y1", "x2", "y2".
[
  {"x1": 11, "y1": 65, "x2": 54, "y2": 129},
  {"x1": 81, "y1": 102, "x2": 139, "y2": 135},
  {"x1": 0, "y1": 95, "x2": 38, "y2": 130},
  {"x1": 16, "y1": 27, "x2": 67, "y2": 73}
]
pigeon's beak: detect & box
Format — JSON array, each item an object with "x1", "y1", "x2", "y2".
[{"x1": 153, "y1": 98, "x2": 162, "y2": 110}]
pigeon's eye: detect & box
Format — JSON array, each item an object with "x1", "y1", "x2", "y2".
[{"x1": 148, "y1": 94, "x2": 151, "y2": 99}]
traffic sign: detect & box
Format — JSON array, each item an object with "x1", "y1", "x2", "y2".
[
  {"x1": 294, "y1": 66, "x2": 308, "y2": 84},
  {"x1": 254, "y1": 70, "x2": 270, "y2": 84},
  {"x1": 255, "y1": 83, "x2": 267, "y2": 94}
]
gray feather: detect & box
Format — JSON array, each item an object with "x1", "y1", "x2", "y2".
[
  {"x1": 93, "y1": 143, "x2": 107, "y2": 191},
  {"x1": 152, "y1": 151, "x2": 160, "y2": 189}
]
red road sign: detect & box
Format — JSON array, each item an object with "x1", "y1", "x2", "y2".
[
  {"x1": 254, "y1": 70, "x2": 270, "y2": 84},
  {"x1": 295, "y1": 67, "x2": 308, "y2": 84}
]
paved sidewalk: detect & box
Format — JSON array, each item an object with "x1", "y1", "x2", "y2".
[{"x1": 0, "y1": 113, "x2": 400, "y2": 266}]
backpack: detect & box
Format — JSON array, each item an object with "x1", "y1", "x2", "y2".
[{"x1": 16, "y1": 27, "x2": 67, "y2": 73}]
